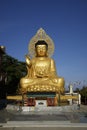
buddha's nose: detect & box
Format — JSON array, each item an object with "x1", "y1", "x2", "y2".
[{"x1": 40, "y1": 50, "x2": 43, "y2": 52}]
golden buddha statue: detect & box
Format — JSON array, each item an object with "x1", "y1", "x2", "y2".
[{"x1": 20, "y1": 28, "x2": 65, "y2": 94}]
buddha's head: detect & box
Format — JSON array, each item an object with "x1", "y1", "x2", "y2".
[{"x1": 35, "y1": 40, "x2": 48, "y2": 57}]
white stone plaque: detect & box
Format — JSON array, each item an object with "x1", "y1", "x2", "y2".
[{"x1": 36, "y1": 100, "x2": 47, "y2": 107}]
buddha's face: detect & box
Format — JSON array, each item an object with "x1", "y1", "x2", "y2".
[{"x1": 35, "y1": 44, "x2": 47, "y2": 57}]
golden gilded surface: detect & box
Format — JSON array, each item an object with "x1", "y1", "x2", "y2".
[
  {"x1": 20, "y1": 28, "x2": 65, "y2": 94},
  {"x1": 6, "y1": 95, "x2": 78, "y2": 101},
  {"x1": 60, "y1": 95, "x2": 78, "y2": 100},
  {"x1": 7, "y1": 95, "x2": 22, "y2": 100}
]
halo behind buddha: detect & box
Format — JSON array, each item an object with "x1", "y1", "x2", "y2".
[{"x1": 28, "y1": 28, "x2": 55, "y2": 57}]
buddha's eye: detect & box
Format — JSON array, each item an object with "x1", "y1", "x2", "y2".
[{"x1": 38, "y1": 47, "x2": 45, "y2": 51}]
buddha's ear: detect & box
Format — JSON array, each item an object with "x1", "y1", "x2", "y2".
[
  {"x1": 35, "y1": 53, "x2": 37, "y2": 57},
  {"x1": 35, "y1": 51, "x2": 37, "y2": 57},
  {"x1": 46, "y1": 52, "x2": 48, "y2": 57},
  {"x1": 34, "y1": 48, "x2": 37, "y2": 57}
]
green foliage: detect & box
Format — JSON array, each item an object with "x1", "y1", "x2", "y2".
[
  {"x1": 74, "y1": 86, "x2": 87, "y2": 98},
  {"x1": 80, "y1": 86, "x2": 87, "y2": 98},
  {"x1": 74, "y1": 86, "x2": 87, "y2": 104},
  {"x1": 1, "y1": 54, "x2": 27, "y2": 94}
]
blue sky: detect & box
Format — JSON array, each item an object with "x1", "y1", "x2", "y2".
[{"x1": 0, "y1": 0, "x2": 87, "y2": 89}]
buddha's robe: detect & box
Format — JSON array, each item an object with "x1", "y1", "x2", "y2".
[{"x1": 20, "y1": 57, "x2": 65, "y2": 93}]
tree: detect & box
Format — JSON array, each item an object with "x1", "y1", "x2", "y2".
[
  {"x1": 80, "y1": 86, "x2": 87, "y2": 105},
  {"x1": 74, "y1": 87, "x2": 80, "y2": 93},
  {"x1": 1, "y1": 54, "x2": 27, "y2": 95}
]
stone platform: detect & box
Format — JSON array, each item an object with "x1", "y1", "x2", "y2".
[
  {"x1": 6, "y1": 104, "x2": 78, "y2": 113},
  {"x1": 0, "y1": 105, "x2": 87, "y2": 129}
]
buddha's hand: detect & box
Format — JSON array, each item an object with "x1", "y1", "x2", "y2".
[{"x1": 25, "y1": 54, "x2": 31, "y2": 67}]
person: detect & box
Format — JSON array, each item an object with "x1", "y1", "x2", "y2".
[{"x1": 20, "y1": 40, "x2": 65, "y2": 94}]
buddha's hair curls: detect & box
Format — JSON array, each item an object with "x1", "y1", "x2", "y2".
[{"x1": 35, "y1": 40, "x2": 48, "y2": 50}]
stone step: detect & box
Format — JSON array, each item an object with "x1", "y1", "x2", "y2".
[{"x1": 2, "y1": 121, "x2": 87, "y2": 128}]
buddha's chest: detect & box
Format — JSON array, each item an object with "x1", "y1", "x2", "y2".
[
  {"x1": 36, "y1": 60, "x2": 50, "y2": 67},
  {"x1": 33, "y1": 58, "x2": 51, "y2": 76}
]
